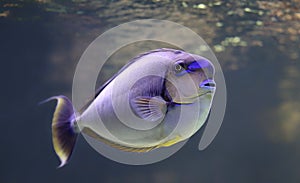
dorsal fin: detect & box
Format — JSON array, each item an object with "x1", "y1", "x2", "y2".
[{"x1": 80, "y1": 48, "x2": 181, "y2": 112}]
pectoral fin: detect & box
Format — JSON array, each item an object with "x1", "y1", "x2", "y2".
[{"x1": 131, "y1": 96, "x2": 167, "y2": 122}]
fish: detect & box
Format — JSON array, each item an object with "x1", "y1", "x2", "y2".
[{"x1": 44, "y1": 48, "x2": 216, "y2": 167}]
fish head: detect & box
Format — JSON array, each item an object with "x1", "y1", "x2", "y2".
[{"x1": 165, "y1": 53, "x2": 216, "y2": 104}]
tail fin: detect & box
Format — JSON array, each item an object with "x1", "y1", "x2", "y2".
[{"x1": 41, "y1": 95, "x2": 78, "y2": 168}]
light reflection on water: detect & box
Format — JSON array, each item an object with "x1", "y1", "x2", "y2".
[{"x1": 1, "y1": 0, "x2": 300, "y2": 183}]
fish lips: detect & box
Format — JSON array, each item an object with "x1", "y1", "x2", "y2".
[
  {"x1": 199, "y1": 79, "x2": 216, "y2": 92},
  {"x1": 195, "y1": 80, "x2": 216, "y2": 98}
]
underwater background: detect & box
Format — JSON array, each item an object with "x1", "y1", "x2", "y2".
[{"x1": 1, "y1": 0, "x2": 300, "y2": 182}]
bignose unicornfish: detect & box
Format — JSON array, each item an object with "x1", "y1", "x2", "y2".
[{"x1": 44, "y1": 48, "x2": 216, "y2": 167}]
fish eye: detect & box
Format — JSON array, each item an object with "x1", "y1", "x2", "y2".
[
  {"x1": 174, "y1": 62, "x2": 185, "y2": 73},
  {"x1": 175, "y1": 64, "x2": 182, "y2": 71}
]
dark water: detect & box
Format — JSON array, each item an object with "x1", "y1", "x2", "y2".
[{"x1": 1, "y1": 0, "x2": 300, "y2": 183}]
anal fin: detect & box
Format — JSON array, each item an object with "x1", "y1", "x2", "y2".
[
  {"x1": 157, "y1": 135, "x2": 182, "y2": 147},
  {"x1": 82, "y1": 127, "x2": 158, "y2": 153}
]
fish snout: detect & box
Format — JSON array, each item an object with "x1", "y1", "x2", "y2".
[{"x1": 200, "y1": 79, "x2": 216, "y2": 92}]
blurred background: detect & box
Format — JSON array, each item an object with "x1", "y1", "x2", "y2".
[{"x1": 1, "y1": 0, "x2": 300, "y2": 182}]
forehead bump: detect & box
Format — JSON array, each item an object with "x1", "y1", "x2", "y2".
[
  {"x1": 182, "y1": 58, "x2": 214, "y2": 77},
  {"x1": 187, "y1": 61, "x2": 202, "y2": 70},
  {"x1": 197, "y1": 58, "x2": 215, "y2": 76}
]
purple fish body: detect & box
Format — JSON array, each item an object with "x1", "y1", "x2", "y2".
[{"x1": 44, "y1": 48, "x2": 216, "y2": 167}]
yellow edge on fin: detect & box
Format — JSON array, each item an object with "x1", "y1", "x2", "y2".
[
  {"x1": 157, "y1": 135, "x2": 182, "y2": 147},
  {"x1": 52, "y1": 97, "x2": 68, "y2": 166},
  {"x1": 82, "y1": 127, "x2": 158, "y2": 153}
]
